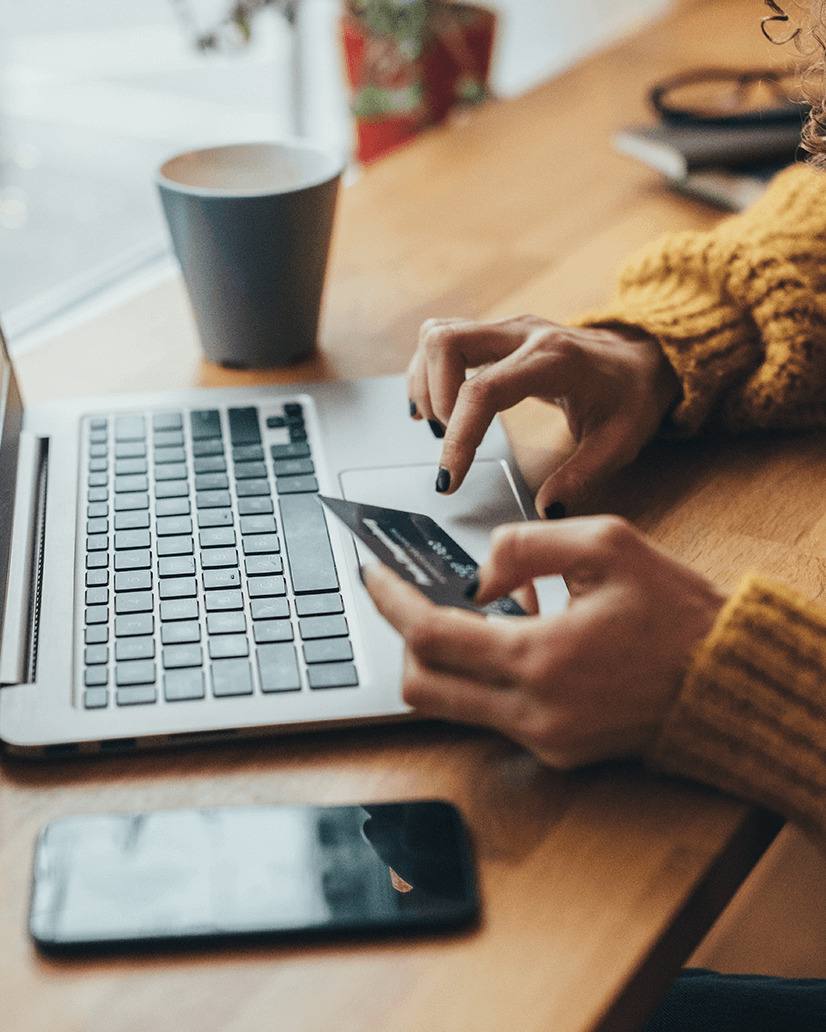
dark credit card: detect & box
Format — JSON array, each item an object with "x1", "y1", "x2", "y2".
[{"x1": 319, "y1": 495, "x2": 525, "y2": 616}]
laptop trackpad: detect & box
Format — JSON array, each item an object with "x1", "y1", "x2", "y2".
[{"x1": 339, "y1": 459, "x2": 527, "y2": 567}]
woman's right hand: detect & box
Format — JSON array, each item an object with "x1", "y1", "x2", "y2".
[{"x1": 407, "y1": 314, "x2": 682, "y2": 517}]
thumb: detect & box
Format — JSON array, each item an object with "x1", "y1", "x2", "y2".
[
  {"x1": 475, "y1": 517, "x2": 613, "y2": 605},
  {"x1": 534, "y1": 423, "x2": 637, "y2": 519}
]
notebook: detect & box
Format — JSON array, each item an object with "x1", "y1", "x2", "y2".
[{"x1": 0, "y1": 321, "x2": 568, "y2": 757}]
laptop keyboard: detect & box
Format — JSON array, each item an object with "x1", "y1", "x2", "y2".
[{"x1": 79, "y1": 402, "x2": 359, "y2": 709}]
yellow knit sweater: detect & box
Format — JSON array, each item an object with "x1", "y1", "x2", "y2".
[{"x1": 585, "y1": 162, "x2": 826, "y2": 840}]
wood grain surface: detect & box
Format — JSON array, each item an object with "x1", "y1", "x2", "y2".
[{"x1": 3, "y1": 2, "x2": 804, "y2": 1030}]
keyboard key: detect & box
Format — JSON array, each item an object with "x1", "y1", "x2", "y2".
[
  {"x1": 299, "y1": 614, "x2": 348, "y2": 640},
  {"x1": 86, "y1": 533, "x2": 108, "y2": 552},
  {"x1": 114, "y1": 491, "x2": 149, "y2": 511},
  {"x1": 86, "y1": 517, "x2": 108, "y2": 535},
  {"x1": 115, "y1": 415, "x2": 146, "y2": 441},
  {"x1": 87, "y1": 486, "x2": 108, "y2": 504},
  {"x1": 296, "y1": 593, "x2": 344, "y2": 617},
  {"x1": 158, "y1": 555, "x2": 196, "y2": 578},
  {"x1": 193, "y1": 454, "x2": 227, "y2": 474},
  {"x1": 115, "y1": 613, "x2": 154, "y2": 637},
  {"x1": 156, "y1": 515, "x2": 193, "y2": 536},
  {"x1": 208, "y1": 635, "x2": 249, "y2": 659},
  {"x1": 115, "y1": 549, "x2": 151, "y2": 571},
  {"x1": 245, "y1": 554, "x2": 283, "y2": 576},
  {"x1": 194, "y1": 472, "x2": 229, "y2": 491},
  {"x1": 163, "y1": 644, "x2": 203, "y2": 669},
  {"x1": 247, "y1": 576, "x2": 286, "y2": 598},
  {"x1": 159, "y1": 577, "x2": 197, "y2": 599},
  {"x1": 239, "y1": 514, "x2": 276, "y2": 536},
  {"x1": 85, "y1": 605, "x2": 108, "y2": 625},
  {"x1": 253, "y1": 620, "x2": 294, "y2": 644},
  {"x1": 156, "y1": 535, "x2": 194, "y2": 557},
  {"x1": 192, "y1": 438, "x2": 224, "y2": 457},
  {"x1": 196, "y1": 489, "x2": 232, "y2": 509},
  {"x1": 156, "y1": 497, "x2": 191, "y2": 517},
  {"x1": 257, "y1": 643, "x2": 301, "y2": 693},
  {"x1": 211, "y1": 657, "x2": 253, "y2": 697},
  {"x1": 88, "y1": 444, "x2": 108, "y2": 459},
  {"x1": 116, "y1": 684, "x2": 157, "y2": 706},
  {"x1": 199, "y1": 526, "x2": 236, "y2": 548},
  {"x1": 116, "y1": 659, "x2": 156, "y2": 686},
  {"x1": 242, "y1": 534, "x2": 280, "y2": 555},
  {"x1": 87, "y1": 501, "x2": 109, "y2": 519},
  {"x1": 206, "y1": 611, "x2": 246, "y2": 635},
  {"x1": 115, "y1": 509, "x2": 150, "y2": 530},
  {"x1": 89, "y1": 417, "x2": 108, "y2": 431},
  {"x1": 271, "y1": 441, "x2": 311, "y2": 460},
  {"x1": 115, "y1": 591, "x2": 153, "y2": 614},
  {"x1": 84, "y1": 688, "x2": 109, "y2": 709},
  {"x1": 115, "y1": 569, "x2": 152, "y2": 592},
  {"x1": 307, "y1": 663, "x2": 358, "y2": 690},
  {"x1": 271, "y1": 457, "x2": 314, "y2": 477},
  {"x1": 164, "y1": 668, "x2": 205, "y2": 701},
  {"x1": 228, "y1": 407, "x2": 261, "y2": 446},
  {"x1": 279, "y1": 494, "x2": 338, "y2": 594},
  {"x1": 233, "y1": 461, "x2": 267, "y2": 480},
  {"x1": 200, "y1": 547, "x2": 238, "y2": 569},
  {"x1": 235, "y1": 479, "x2": 271, "y2": 498},
  {"x1": 114, "y1": 457, "x2": 148, "y2": 476},
  {"x1": 115, "y1": 441, "x2": 146, "y2": 459},
  {"x1": 276, "y1": 474, "x2": 319, "y2": 495},
  {"x1": 154, "y1": 446, "x2": 186, "y2": 465},
  {"x1": 232, "y1": 444, "x2": 264, "y2": 462},
  {"x1": 86, "y1": 552, "x2": 108, "y2": 569},
  {"x1": 205, "y1": 589, "x2": 243, "y2": 612},
  {"x1": 152, "y1": 411, "x2": 183, "y2": 432},
  {"x1": 160, "y1": 598, "x2": 199, "y2": 622},
  {"x1": 250, "y1": 597, "x2": 290, "y2": 621},
  {"x1": 155, "y1": 481, "x2": 189, "y2": 499},
  {"x1": 303, "y1": 638, "x2": 354, "y2": 664},
  {"x1": 155, "y1": 463, "x2": 188, "y2": 482},
  {"x1": 115, "y1": 636, "x2": 155, "y2": 661},
  {"x1": 197, "y1": 508, "x2": 233, "y2": 528},
  {"x1": 203, "y1": 568, "x2": 241, "y2": 590},
  {"x1": 84, "y1": 667, "x2": 109, "y2": 687},
  {"x1": 153, "y1": 429, "x2": 185, "y2": 448},
  {"x1": 237, "y1": 496, "x2": 274, "y2": 516},
  {"x1": 85, "y1": 587, "x2": 109, "y2": 606},
  {"x1": 88, "y1": 472, "x2": 108, "y2": 488},
  {"x1": 85, "y1": 569, "x2": 109, "y2": 587},
  {"x1": 115, "y1": 474, "x2": 149, "y2": 494},
  {"x1": 161, "y1": 620, "x2": 201, "y2": 645},
  {"x1": 190, "y1": 409, "x2": 222, "y2": 440},
  {"x1": 84, "y1": 644, "x2": 109, "y2": 665},
  {"x1": 114, "y1": 528, "x2": 150, "y2": 550},
  {"x1": 85, "y1": 624, "x2": 109, "y2": 645}
]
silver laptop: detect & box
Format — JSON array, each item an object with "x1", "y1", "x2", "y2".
[{"x1": 0, "y1": 323, "x2": 567, "y2": 757}]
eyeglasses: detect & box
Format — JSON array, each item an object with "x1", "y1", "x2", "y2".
[{"x1": 649, "y1": 67, "x2": 808, "y2": 127}]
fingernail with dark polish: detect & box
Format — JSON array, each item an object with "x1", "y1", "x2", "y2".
[
  {"x1": 436, "y1": 467, "x2": 451, "y2": 493},
  {"x1": 464, "y1": 577, "x2": 479, "y2": 600},
  {"x1": 428, "y1": 420, "x2": 445, "y2": 439},
  {"x1": 409, "y1": 398, "x2": 418, "y2": 417},
  {"x1": 544, "y1": 501, "x2": 567, "y2": 520}
]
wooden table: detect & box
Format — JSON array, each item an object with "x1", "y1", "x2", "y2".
[{"x1": 2, "y1": 1, "x2": 809, "y2": 1029}]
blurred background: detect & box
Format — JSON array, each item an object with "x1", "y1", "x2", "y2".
[{"x1": 0, "y1": 0, "x2": 670, "y2": 348}]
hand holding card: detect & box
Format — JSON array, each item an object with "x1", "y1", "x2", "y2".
[{"x1": 320, "y1": 496, "x2": 525, "y2": 616}]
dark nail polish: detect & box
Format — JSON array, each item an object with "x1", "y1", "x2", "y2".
[
  {"x1": 544, "y1": 501, "x2": 567, "y2": 520},
  {"x1": 428, "y1": 420, "x2": 445, "y2": 439},
  {"x1": 409, "y1": 398, "x2": 418, "y2": 417},
  {"x1": 436, "y1": 467, "x2": 451, "y2": 493},
  {"x1": 464, "y1": 577, "x2": 479, "y2": 600}
]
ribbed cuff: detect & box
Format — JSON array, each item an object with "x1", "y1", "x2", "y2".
[{"x1": 647, "y1": 574, "x2": 826, "y2": 840}]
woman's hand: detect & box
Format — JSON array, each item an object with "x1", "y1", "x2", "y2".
[
  {"x1": 408, "y1": 315, "x2": 681, "y2": 517},
  {"x1": 363, "y1": 517, "x2": 725, "y2": 769}
]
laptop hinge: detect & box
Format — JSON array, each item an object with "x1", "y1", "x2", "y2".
[{"x1": 0, "y1": 432, "x2": 48, "y2": 686}]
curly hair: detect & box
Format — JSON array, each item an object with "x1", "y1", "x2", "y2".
[{"x1": 764, "y1": 1, "x2": 826, "y2": 165}]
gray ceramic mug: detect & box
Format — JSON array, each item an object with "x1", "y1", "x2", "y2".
[{"x1": 156, "y1": 141, "x2": 345, "y2": 368}]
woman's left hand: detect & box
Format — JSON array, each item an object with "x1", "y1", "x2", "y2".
[{"x1": 362, "y1": 516, "x2": 725, "y2": 769}]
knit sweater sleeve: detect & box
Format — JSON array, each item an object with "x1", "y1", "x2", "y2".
[
  {"x1": 578, "y1": 163, "x2": 826, "y2": 436},
  {"x1": 647, "y1": 575, "x2": 826, "y2": 841}
]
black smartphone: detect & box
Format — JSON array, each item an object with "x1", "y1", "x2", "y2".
[{"x1": 29, "y1": 800, "x2": 479, "y2": 954}]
